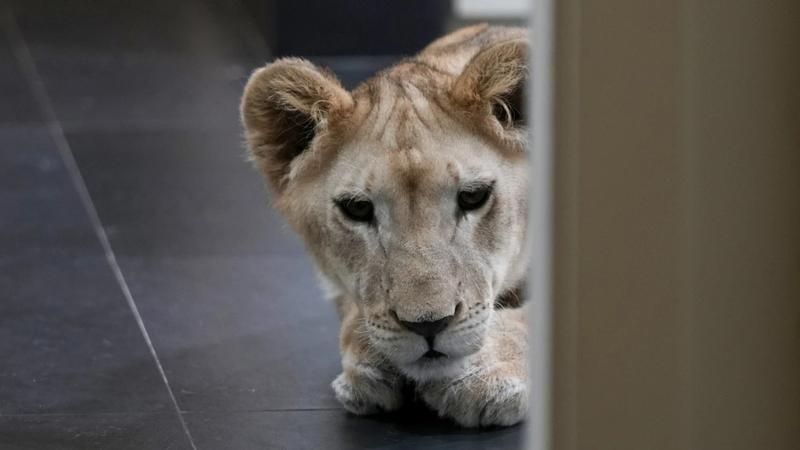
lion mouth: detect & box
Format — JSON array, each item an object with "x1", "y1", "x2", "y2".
[{"x1": 422, "y1": 349, "x2": 447, "y2": 359}]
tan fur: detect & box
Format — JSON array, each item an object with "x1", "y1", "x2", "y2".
[{"x1": 241, "y1": 25, "x2": 530, "y2": 428}]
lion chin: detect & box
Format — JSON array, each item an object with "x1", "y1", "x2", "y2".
[
  {"x1": 397, "y1": 354, "x2": 472, "y2": 382},
  {"x1": 241, "y1": 23, "x2": 531, "y2": 428}
]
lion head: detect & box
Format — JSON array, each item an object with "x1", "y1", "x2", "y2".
[{"x1": 241, "y1": 25, "x2": 529, "y2": 381}]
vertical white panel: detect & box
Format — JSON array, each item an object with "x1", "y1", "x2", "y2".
[{"x1": 527, "y1": 0, "x2": 555, "y2": 447}]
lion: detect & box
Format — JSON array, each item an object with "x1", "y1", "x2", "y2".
[{"x1": 240, "y1": 24, "x2": 529, "y2": 428}]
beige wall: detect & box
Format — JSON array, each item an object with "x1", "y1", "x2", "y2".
[{"x1": 543, "y1": 1, "x2": 800, "y2": 449}]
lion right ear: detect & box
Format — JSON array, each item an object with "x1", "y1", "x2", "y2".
[
  {"x1": 451, "y1": 38, "x2": 528, "y2": 128},
  {"x1": 241, "y1": 58, "x2": 353, "y2": 192}
]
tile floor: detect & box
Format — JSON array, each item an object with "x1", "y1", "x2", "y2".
[{"x1": 0, "y1": 1, "x2": 525, "y2": 448}]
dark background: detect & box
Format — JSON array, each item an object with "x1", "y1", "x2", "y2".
[{"x1": 247, "y1": 0, "x2": 451, "y2": 56}]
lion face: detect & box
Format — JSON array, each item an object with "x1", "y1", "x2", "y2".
[{"x1": 241, "y1": 37, "x2": 528, "y2": 380}]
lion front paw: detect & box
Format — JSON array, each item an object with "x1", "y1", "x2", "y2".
[
  {"x1": 331, "y1": 370, "x2": 404, "y2": 415},
  {"x1": 419, "y1": 370, "x2": 528, "y2": 427}
]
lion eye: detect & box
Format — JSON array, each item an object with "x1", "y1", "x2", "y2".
[
  {"x1": 336, "y1": 198, "x2": 375, "y2": 223},
  {"x1": 492, "y1": 101, "x2": 511, "y2": 125},
  {"x1": 457, "y1": 186, "x2": 492, "y2": 211}
]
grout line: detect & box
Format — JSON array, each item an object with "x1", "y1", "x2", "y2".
[
  {"x1": 180, "y1": 407, "x2": 343, "y2": 415},
  {"x1": 0, "y1": 407, "x2": 342, "y2": 418},
  {"x1": 0, "y1": 411, "x2": 183, "y2": 418},
  {"x1": 3, "y1": 12, "x2": 199, "y2": 450}
]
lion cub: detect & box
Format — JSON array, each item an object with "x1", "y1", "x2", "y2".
[{"x1": 241, "y1": 24, "x2": 529, "y2": 427}]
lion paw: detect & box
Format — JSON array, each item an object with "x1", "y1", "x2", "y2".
[
  {"x1": 419, "y1": 371, "x2": 528, "y2": 427},
  {"x1": 331, "y1": 371, "x2": 403, "y2": 415}
]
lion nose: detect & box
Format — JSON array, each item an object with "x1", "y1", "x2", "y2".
[{"x1": 397, "y1": 315, "x2": 454, "y2": 339}]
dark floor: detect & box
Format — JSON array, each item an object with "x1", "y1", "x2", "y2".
[{"x1": 0, "y1": 1, "x2": 524, "y2": 449}]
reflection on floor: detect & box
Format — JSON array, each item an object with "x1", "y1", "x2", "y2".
[{"x1": 0, "y1": 1, "x2": 524, "y2": 448}]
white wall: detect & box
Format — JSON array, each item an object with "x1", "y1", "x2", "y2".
[{"x1": 453, "y1": 0, "x2": 530, "y2": 19}]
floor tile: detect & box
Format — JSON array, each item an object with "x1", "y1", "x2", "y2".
[
  {"x1": 0, "y1": 255, "x2": 175, "y2": 415},
  {"x1": 0, "y1": 127, "x2": 173, "y2": 414},
  {"x1": 28, "y1": 52, "x2": 248, "y2": 131},
  {"x1": 185, "y1": 407, "x2": 524, "y2": 450},
  {"x1": 11, "y1": 1, "x2": 394, "y2": 129},
  {"x1": 116, "y1": 255, "x2": 341, "y2": 412},
  {"x1": 0, "y1": 24, "x2": 40, "y2": 124},
  {"x1": 11, "y1": 0, "x2": 264, "y2": 130},
  {"x1": 67, "y1": 128, "x2": 304, "y2": 258},
  {"x1": 0, "y1": 413, "x2": 192, "y2": 450},
  {"x1": 0, "y1": 126, "x2": 95, "y2": 256},
  {"x1": 12, "y1": 0, "x2": 262, "y2": 60}
]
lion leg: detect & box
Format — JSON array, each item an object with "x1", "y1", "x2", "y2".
[
  {"x1": 331, "y1": 297, "x2": 405, "y2": 415},
  {"x1": 418, "y1": 306, "x2": 528, "y2": 427}
]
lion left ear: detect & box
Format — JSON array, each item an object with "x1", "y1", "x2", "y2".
[
  {"x1": 241, "y1": 58, "x2": 353, "y2": 192},
  {"x1": 451, "y1": 38, "x2": 528, "y2": 127}
]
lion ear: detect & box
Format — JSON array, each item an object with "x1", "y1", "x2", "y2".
[
  {"x1": 241, "y1": 58, "x2": 353, "y2": 192},
  {"x1": 451, "y1": 38, "x2": 528, "y2": 127}
]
